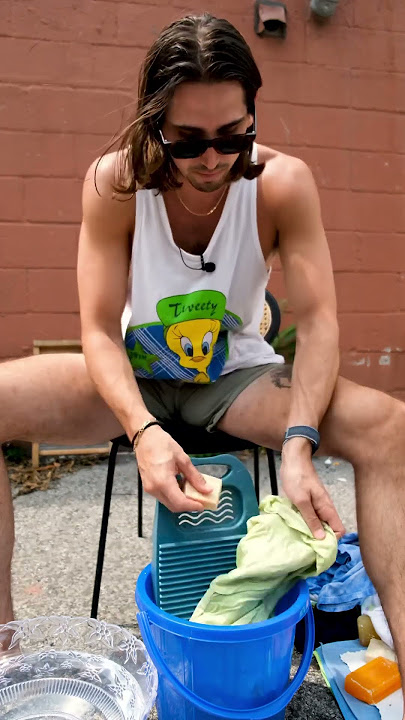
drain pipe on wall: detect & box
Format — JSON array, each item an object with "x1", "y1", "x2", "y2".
[{"x1": 310, "y1": 0, "x2": 340, "y2": 18}]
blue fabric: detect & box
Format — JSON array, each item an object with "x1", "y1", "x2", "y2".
[
  {"x1": 306, "y1": 533, "x2": 376, "y2": 612},
  {"x1": 316, "y1": 640, "x2": 380, "y2": 720}
]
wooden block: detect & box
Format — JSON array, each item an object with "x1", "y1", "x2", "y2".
[
  {"x1": 33, "y1": 339, "x2": 82, "y2": 355},
  {"x1": 183, "y1": 473, "x2": 222, "y2": 510}
]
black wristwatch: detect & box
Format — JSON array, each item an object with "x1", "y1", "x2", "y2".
[{"x1": 283, "y1": 426, "x2": 320, "y2": 455}]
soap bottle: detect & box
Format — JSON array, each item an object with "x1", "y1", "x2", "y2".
[{"x1": 357, "y1": 614, "x2": 381, "y2": 647}]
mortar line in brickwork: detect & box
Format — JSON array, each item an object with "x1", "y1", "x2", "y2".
[
  {"x1": 0, "y1": 126, "x2": 114, "y2": 137},
  {"x1": 0, "y1": 130, "x2": 112, "y2": 139},
  {"x1": 0, "y1": 220, "x2": 80, "y2": 227},
  {"x1": 349, "y1": 231, "x2": 405, "y2": 235},
  {"x1": 348, "y1": 189, "x2": 405, "y2": 196},
  {"x1": 4, "y1": 177, "x2": 86, "y2": 182},
  {"x1": 334, "y1": 272, "x2": 404, "y2": 276},
  {"x1": 0, "y1": 221, "x2": 80, "y2": 226},
  {"x1": 19, "y1": 174, "x2": 86, "y2": 180},
  {"x1": 3, "y1": 133, "x2": 405, "y2": 158},
  {"x1": 3, "y1": 81, "x2": 137, "y2": 94},
  {"x1": 330, "y1": 232, "x2": 405, "y2": 236},
  {"x1": 0, "y1": 81, "x2": 133, "y2": 97},
  {"x1": 1, "y1": 130, "x2": 116, "y2": 143},
  {"x1": 260, "y1": 101, "x2": 405, "y2": 118},
  {"x1": 11, "y1": 178, "x2": 405, "y2": 192},
  {"x1": 2, "y1": 174, "x2": 81, "y2": 179},
  {"x1": 1, "y1": 29, "x2": 281, "y2": 47},
  {"x1": 276, "y1": 145, "x2": 405, "y2": 157}
]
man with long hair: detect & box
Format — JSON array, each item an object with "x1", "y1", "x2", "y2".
[{"x1": 1, "y1": 14, "x2": 405, "y2": 700}]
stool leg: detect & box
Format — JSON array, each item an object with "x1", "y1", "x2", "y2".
[
  {"x1": 267, "y1": 448, "x2": 278, "y2": 495},
  {"x1": 253, "y1": 447, "x2": 260, "y2": 502},
  {"x1": 138, "y1": 470, "x2": 143, "y2": 538},
  {"x1": 91, "y1": 440, "x2": 119, "y2": 619}
]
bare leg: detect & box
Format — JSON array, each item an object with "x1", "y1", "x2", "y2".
[
  {"x1": 0, "y1": 451, "x2": 14, "y2": 626},
  {"x1": 219, "y1": 368, "x2": 405, "y2": 714},
  {"x1": 0, "y1": 353, "x2": 124, "y2": 624},
  {"x1": 325, "y1": 377, "x2": 405, "y2": 711}
]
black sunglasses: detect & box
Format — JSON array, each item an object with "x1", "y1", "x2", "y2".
[{"x1": 159, "y1": 114, "x2": 256, "y2": 160}]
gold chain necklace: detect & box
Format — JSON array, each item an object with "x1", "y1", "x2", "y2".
[{"x1": 176, "y1": 187, "x2": 227, "y2": 217}]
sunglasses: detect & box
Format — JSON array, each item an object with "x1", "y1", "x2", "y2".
[{"x1": 159, "y1": 114, "x2": 256, "y2": 160}]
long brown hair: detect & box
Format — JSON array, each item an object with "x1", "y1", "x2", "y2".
[{"x1": 111, "y1": 14, "x2": 265, "y2": 194}]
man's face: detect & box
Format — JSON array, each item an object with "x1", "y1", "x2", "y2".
[{"x1": 162, "y1": 81, "x2": 253, "y2": 193}]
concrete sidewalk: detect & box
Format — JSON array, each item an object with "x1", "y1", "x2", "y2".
[{"x1": 11, "y1": 451, "x2": 356, "y2": 719}]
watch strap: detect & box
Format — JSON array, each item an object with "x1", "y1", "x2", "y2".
[{"x1": 283, "y1": 425, "x2": 320, "y2": 455}]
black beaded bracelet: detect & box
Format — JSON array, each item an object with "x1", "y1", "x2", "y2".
[
  {"x1": 131, "y1": 420, "x2": 162, "y2": 450},
  {"x1": 283, "y1": 425, "x2": 320, "y2": 455}
]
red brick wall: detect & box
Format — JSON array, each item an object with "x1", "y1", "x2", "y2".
[{"x1": 1, "y1": 1, "x2": 404, "y2": 398}]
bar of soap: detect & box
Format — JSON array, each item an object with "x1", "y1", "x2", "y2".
[
  {"x1": 183, "y1": 474, "x2": 222, "y2": 510},
  {"x1": 366, "y1": 638, "x2": 397, "y2": 664},
  {"x1": 344, "y1": 657, "x2": 401, "y2": 704}
]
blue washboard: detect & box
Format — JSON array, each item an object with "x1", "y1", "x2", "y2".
[{"x1": 152, "y1": 454, "x2": 259, "y2": 619}]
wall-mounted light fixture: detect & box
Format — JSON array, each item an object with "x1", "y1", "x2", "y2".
[
  {"x1": 310, "y1": 0, "x2": 339, "y2": 18},
  {"x1": 254, "y1": 0, "x2": 287, "y2": 38}
]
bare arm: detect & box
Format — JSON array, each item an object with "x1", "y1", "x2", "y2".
[
  {"x1": 270, "y1": 158, "x2": 344, "y2": 537},
  {"x1": 78, "y1": 155, "x2": 149, "y2": 437},
  {"x1": 277, "y1": 159, "x2": 339, "y2": 432},
  {"x1": 78, "y1": 154, "x2": 207, "y2": 511}
]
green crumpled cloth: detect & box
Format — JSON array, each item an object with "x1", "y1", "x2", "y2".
[{"x1": 190, "y1": 495, "x2": 337, "y2": 625}]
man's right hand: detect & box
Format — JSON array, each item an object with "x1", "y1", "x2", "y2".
[{"x1": 134, "y1": 425, "x2": 211, "y2": 512}]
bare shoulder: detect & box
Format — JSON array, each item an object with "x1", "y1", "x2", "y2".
[
  {"x1": 256, "y1": 145, "x2": 319, "y2": 229},
  {"x1": 257, "y1": 144, "x2": 316, "y2": 207},
  {"x1": 82, "y1": 151, "x2": 135, "y2": 234},
  {"x1": 255, "y1": 145, "x2": 322, "y2": 257}
]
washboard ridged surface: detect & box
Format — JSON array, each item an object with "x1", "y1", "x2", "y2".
[{"x1": 151, "y1": 455, "x2": 259, "y2": 619}]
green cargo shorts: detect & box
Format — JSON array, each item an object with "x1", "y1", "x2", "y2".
[{"x1": 137, "y1": 364, "x2": 274, "y2": 432}]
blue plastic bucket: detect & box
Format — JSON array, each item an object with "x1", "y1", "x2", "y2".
[{"x1": 136, "y1": 564, "x2": 314, "y2": 720}]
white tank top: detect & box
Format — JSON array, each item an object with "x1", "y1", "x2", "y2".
[{"x1": 125, "y1": 150, "x2": 284, "y2": 383}]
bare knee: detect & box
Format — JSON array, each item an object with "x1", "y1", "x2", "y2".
[
  {"x1": 377, "y1": 395, "x2": 405, "y2": 454},
  {"x1": 322, "y1": 377, "x2": 405, "y2": 465}
]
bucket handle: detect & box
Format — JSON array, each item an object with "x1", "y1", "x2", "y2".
[{"x1": 137, "y1": 604, "x2": 314, "y2": 720}]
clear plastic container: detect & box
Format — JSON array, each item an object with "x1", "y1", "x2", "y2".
[
  {"x1": 357, "y1": 614, "x2": 380, "y2": 646},
  {"x1": 0, "y1": 616, "x2": 158, "y2": 720}
]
